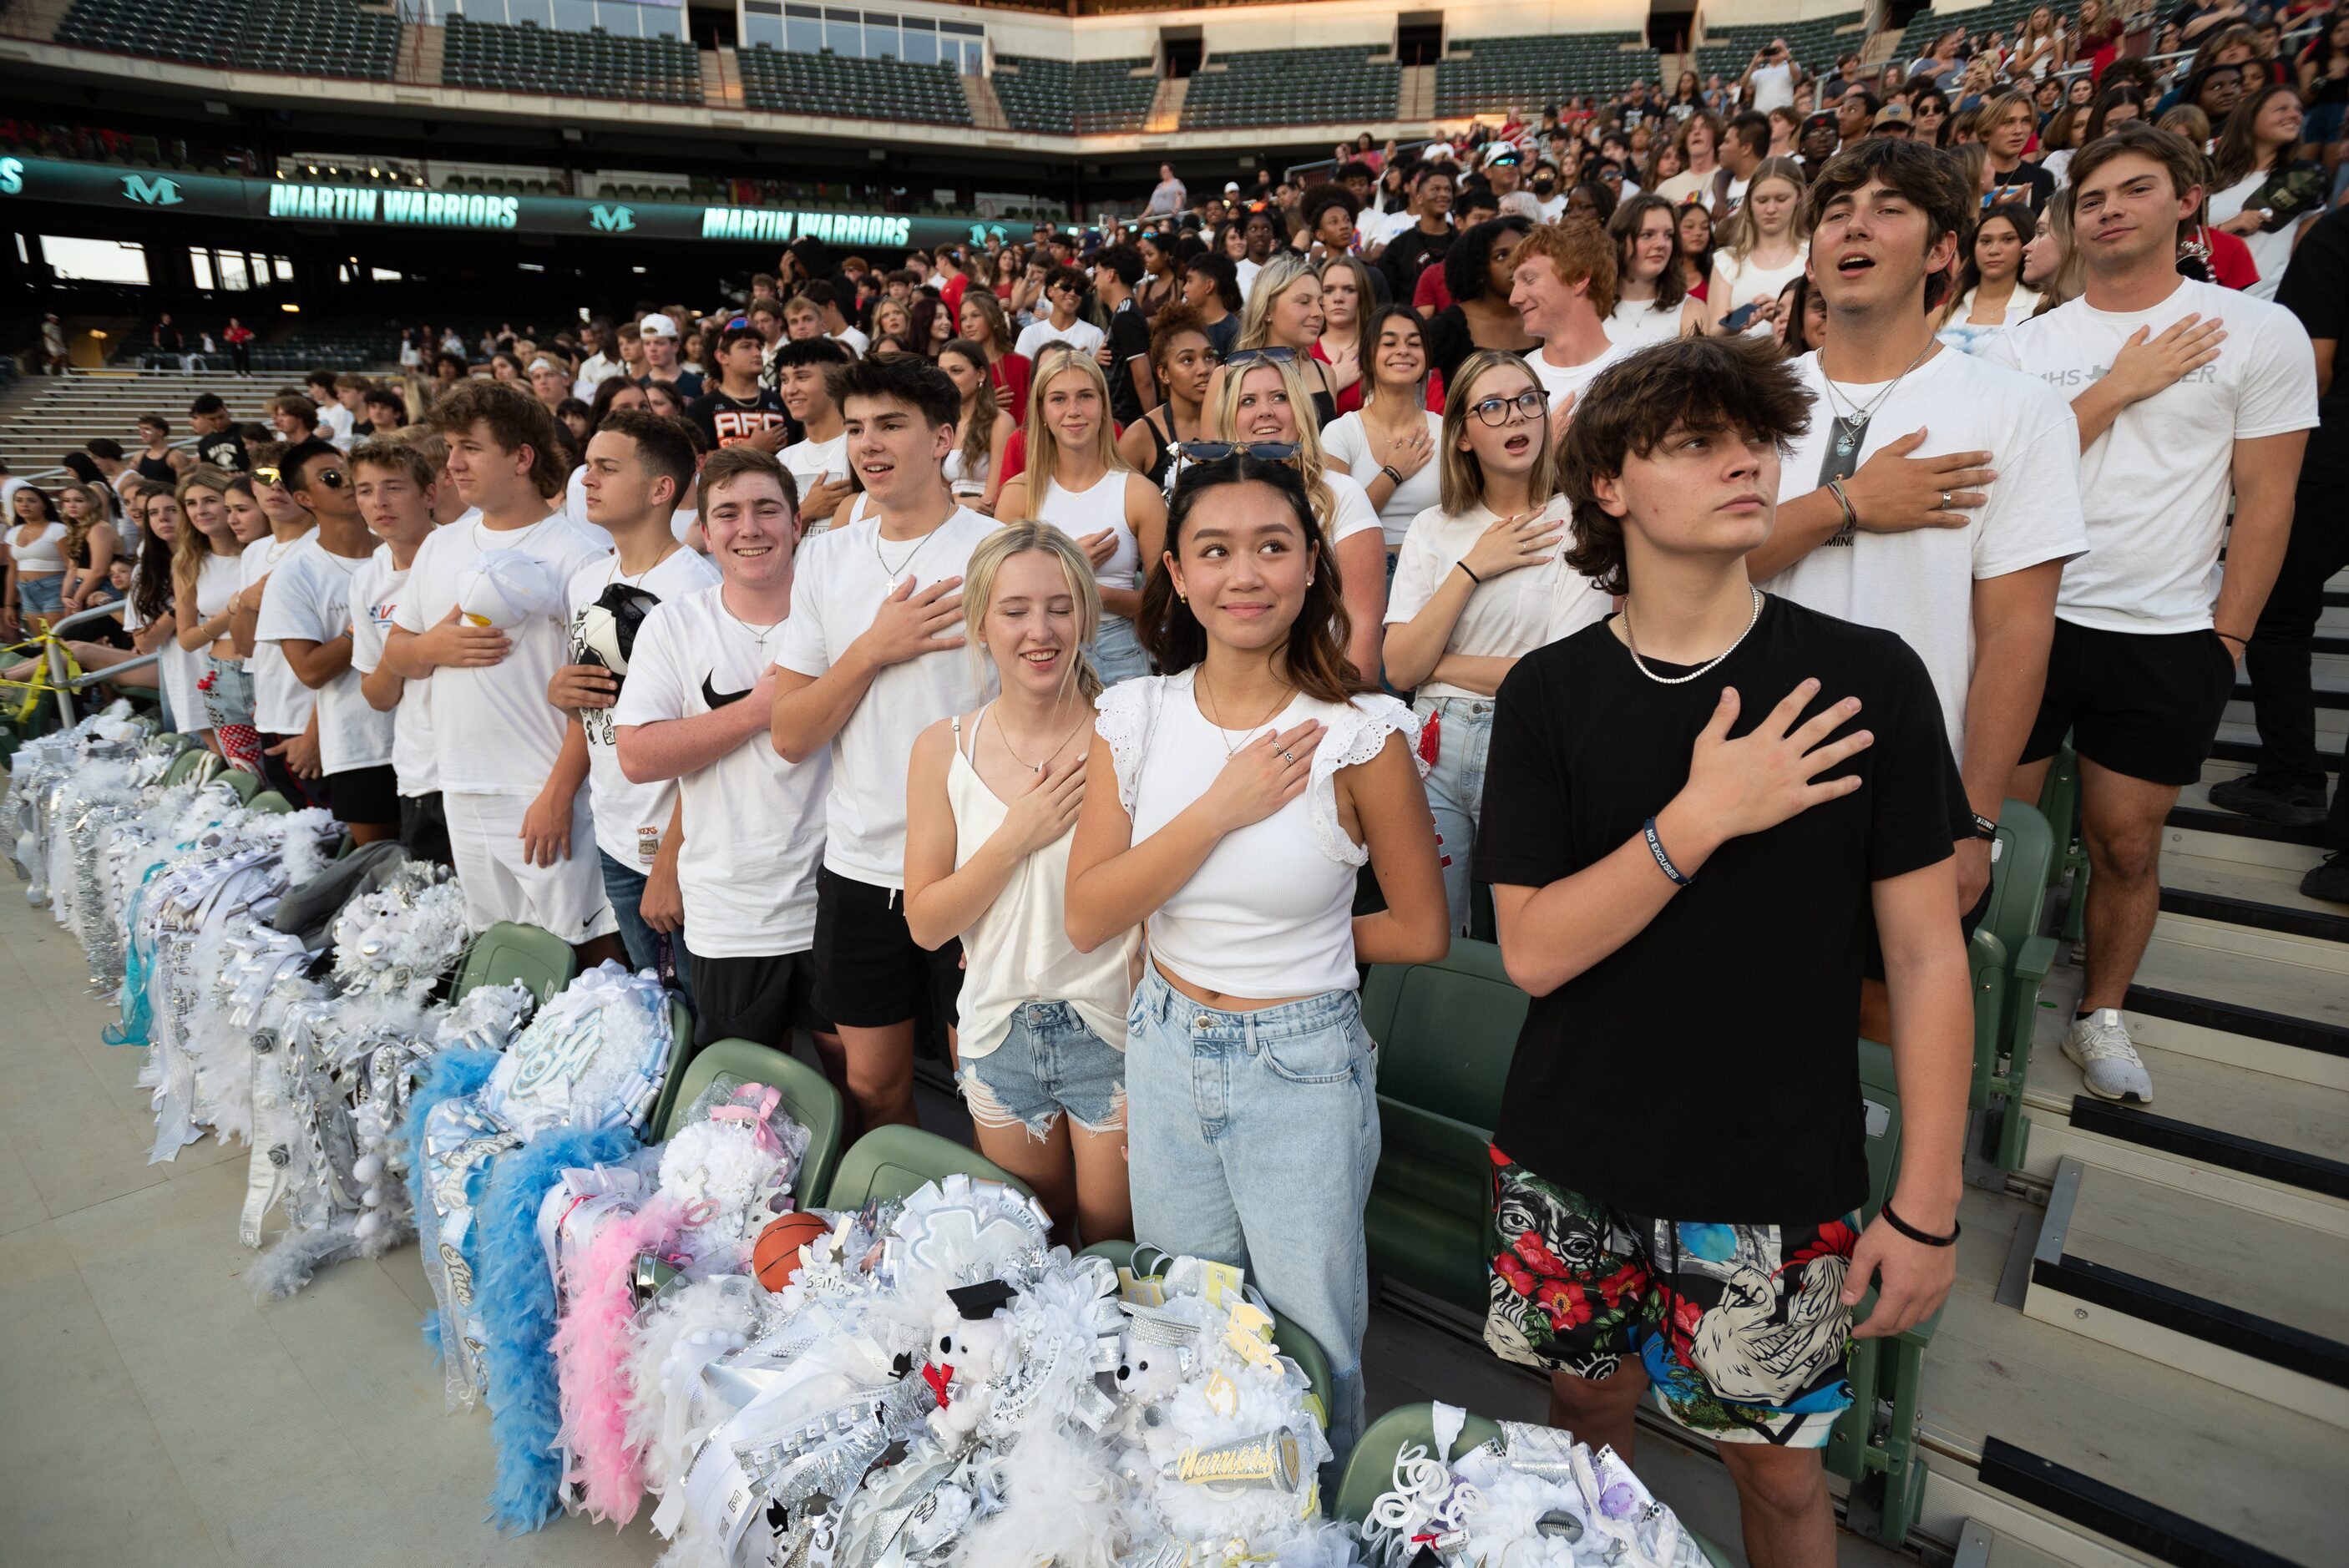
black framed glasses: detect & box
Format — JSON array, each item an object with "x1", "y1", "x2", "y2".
[
  {"x1": 1222, "y1": 346, "x2": 1299, "y2": 369},
  {"x1": 1171, "y1": 440, "x2": 1301, "y2": 462},
  {"x1": 1471, "y1": 390, "x2": 1548, "y2": 427}
]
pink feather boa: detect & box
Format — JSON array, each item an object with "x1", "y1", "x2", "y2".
[{"x1": 552, "y1": 1194, "x2": 691, "y2": 1525}]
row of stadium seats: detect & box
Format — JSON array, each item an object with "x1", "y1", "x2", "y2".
[
  {"x1": 55, "y1": 0, "x2": 397, "y2": 80},
  {"x1": 441, "y1": 13, "x2": 698, "y2": 105},
  {"x1": 1692, "y1": 10, "x2": 1866, "y2": 82},
  {"x1": 1181, "y1": 46, "x2": 1400, "y2": 130},
  {"x1": 737, "y1": 43, "x2": 972, "y2": 127},
  {"x1": 992, "y1": 54, "x2": 1160, "y2": 135},
  {"x1": 1432, "y1": 32, "x2": 1661, "y2": 116}
]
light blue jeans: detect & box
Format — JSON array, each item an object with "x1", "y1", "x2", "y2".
[
  {"x1": 1089, "y1": 612, "x2": 1151, "y2": 687},
  {"x1": 1415, "y1": 694, "x2": 1493, "y2": 935},
  {"x1": 1126, "y1": 967, "x2": 1379, "y2": 1465}
]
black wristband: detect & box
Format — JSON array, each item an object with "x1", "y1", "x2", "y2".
[
  {"x1": 1879, "y1": 1201, "x2": 1959, "y2": 1247},
  {"x1": 1457, "y1": 560, "x2": 1483, "y2": 586}
]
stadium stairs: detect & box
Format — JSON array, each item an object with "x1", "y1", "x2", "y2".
[{"x1": 0, "y1": 367, "x2": 366, "y2": 483}]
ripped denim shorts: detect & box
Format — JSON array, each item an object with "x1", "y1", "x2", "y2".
[{"x1": 958, "y1": 999, "x2": 1126, "y2": 1140}]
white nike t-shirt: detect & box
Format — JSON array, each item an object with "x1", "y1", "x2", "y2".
[
  {"x1": 1986, "y1": 279, "x2": 2318, "y2": 634},
  {"x1": 348, "y1": 544, "x2": 436, "y2": 796},
  {"x1": 390, "y1": 511, "x2": 611, "y2": 796},
  {"x1": 1767, "y1": 347, "x2": 2089, "y2": 759},
  {"x1": 775, "y1": 506, "x2": 1002, "y2": 887},
  {"x1": 613, "y1": 584, "x2": 831, "y2": 955},
  {"x1": 251, "y1": 536, "x2": 390, "y2": 775},
  {"x1": 242, "y1": 530, "x2": 316, "y2": 734},
  {"x1": 566, "y1": 547, "x2": 721, "y2": 867}
]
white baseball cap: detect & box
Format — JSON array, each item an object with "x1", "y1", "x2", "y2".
[
  {"x1": 1224, "y1": 180, "x2": 1240, "y2": 194},
  {"x1": 639, "y1": 312, "x2": 680, "y2": 338}
]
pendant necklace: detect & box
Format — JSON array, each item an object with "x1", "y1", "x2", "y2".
[
  {"x1": 990, "y1": 699, "x2": 1091, "y2": 774},
  {"x1": 1820, "y1": 338, "x2": 1936, "y2": 461}
]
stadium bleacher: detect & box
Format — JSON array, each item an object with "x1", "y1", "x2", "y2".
[
  {"x1": 738, "y1": 44, "x2": 972, "y2": 127},
  {"x1": 1901, "y1": 0, "x2": 2048, "y2": 57},
  {"x1": 990, "y1": 53, "x2": 1157, "y2": 134},
  {"x1": 53, "y1": 0, "x2": 398, "y2": 80},
  {"x1": 1433, "y1": 32, "x2": 1659, "y2": 118},
  {"x1": 440, "y1": 13, "x2": 699, "y2": 105},
  {"x1": 1693, "y1": 10, "x2": 1866, "y2": 82},
  {"x1": 1180, "y1": 45, "x2": 1398, "y2": 130}
]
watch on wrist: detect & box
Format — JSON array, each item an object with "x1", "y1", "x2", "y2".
[{"x1": 1971, "y1": 812, "x2": 2000, "y2": 842}]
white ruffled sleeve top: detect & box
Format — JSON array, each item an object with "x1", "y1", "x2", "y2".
[{"x1": 1096, "y1": 668, "x2": 1422, "y2": 999}]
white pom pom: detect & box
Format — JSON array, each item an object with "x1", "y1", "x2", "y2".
[
  {"x1": 355, "y1": 1211, "x2": 381, "y2": 1239},
  {"x1": 363, "y1": 1186, "x2": 384, "y2": 1207},
  {"x1": 352, "y1": 1154, "x2": 384, "y2": 1183}
]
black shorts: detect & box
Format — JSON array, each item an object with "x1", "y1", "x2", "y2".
[
  {"x1": 328, "y1": 764, "x2": 399, "y2": 827},
  {"x1": 2021, "y1": 619, "x2": 2236, "y2": 788},
  {"x1": 810, "y1": 865, "x2": 964, "y2": 1030},
  {"x1": 688, "y1": 950, "x2": 833, "y2": 1052},
  {"x1": 257, "y1": 733, "x2": 331, "y2": 811},
  {"x1": 398, "y1": 790, "x2": 452, "y2": 867}
]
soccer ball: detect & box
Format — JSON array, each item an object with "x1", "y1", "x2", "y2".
[{"x1": 573, "y1": 583, "x2": 662, "y2": 676}]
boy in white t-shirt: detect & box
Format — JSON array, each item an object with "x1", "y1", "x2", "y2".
[
  {"x1": 615, "y1": 446, "x2": 835, "y2": 1061},
  {"x1": 1987, "y1": 124, "x2": 2319, "y2": 1105},
  {"x1": 1013, "y1": 266, "x2": 1107, "y2": 362},
  {"x1": 349, "y1": 436, "x2": 448, "y2": 864},
  {"x1": 1754, "y1": 141, "x2": 2088, "y2": 1042},
  {"x1": 547, "y1": 411, "x2": 720, "y2": 985},
  {"x1": 1506, "y1": 219, "x2": 1628, "y2": 421},
  {"x1": 773, "y1": 336, "x2": 858, "y2": 535},
  {"x1": 253, "y1": 438, "x2": 401, "y2": 840},
  {"x1": 385, "y1": 381, "x2": 621, "y2": 958},
  {"x1": 772, "y1": 353, "x2": 1001, "y2": 1133},
  {"x1": 230, "y1": 451, "x2": 321, "y2": 807}
]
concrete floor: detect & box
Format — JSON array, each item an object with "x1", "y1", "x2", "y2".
[{"x1": 0, "y1": 879, "x2": 1906, "y2": 1567}]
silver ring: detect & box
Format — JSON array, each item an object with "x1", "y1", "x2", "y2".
[
  {"x1": 1939, "y1": 490, "x2": 1952, "y2": 509},
  {"x1": 1282, "y1": 750, "x2": 1295, "y2": 764}
]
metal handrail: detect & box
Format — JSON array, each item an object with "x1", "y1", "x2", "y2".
[{"x1": 33, "y1": 600, "x2": 155, "y2": 727}]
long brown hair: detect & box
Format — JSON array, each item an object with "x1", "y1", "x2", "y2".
[
  {"x1": 2212, "y1": 83, "x2": 2302, "y2": 189},
  {"x1": 1138, "y1": 455, "x2": 1366, "y2": 704},
  {"x1": 939, "y1": 338, "x2": 1001, "y2": 475}
]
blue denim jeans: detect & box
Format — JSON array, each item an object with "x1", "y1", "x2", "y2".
[
  {"x1": 959, "y1": 999, "x2": 1126, "y2": 1138},
  {"x1": 1415, "y1": 694, "x2": 1493, "y2": 935},
  {"x1": 1125, "y1": 967, "x2": 1379, "y2": 1464},
  {"x1": 599, "y1": 850, "x2": 695, "y2": 1006},
  {"x1": 1089, "y1": 613, "x2": 1151, "y2": 687}
]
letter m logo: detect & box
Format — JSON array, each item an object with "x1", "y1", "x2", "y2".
[
  {"x1": 590, "y1": 204, "x2": 635, "y2": 232},
  {"x1": 120, "y1": 175, "x2": 182, "y2": 206}
]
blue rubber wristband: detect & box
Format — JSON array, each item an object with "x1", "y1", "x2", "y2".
[{"x1": 1643, "y1": 816, "x2": 1692, "y2": 887}]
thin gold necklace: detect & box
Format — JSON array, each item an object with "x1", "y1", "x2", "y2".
[
  {"x1": 989, "y1": 696, "x2": 1090, "y2": 774},
  {"x1": 1196, "y1": 665, "x2": 1293, "y2": 756}
]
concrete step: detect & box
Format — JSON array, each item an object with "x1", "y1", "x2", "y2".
[{"x1": 2026, "y1": 1157, "x2": 2349, "y2": 1429}]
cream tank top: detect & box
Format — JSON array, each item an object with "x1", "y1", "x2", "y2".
[
  {"x1": 12, "y1": 523, "x2": 66, "y2": 574},
  {"x1": 947, "y1": 707, "x2": 1138, "y2": 1058}
]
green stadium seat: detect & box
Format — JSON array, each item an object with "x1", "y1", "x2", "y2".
[
  {"x1": 1081, "y1": 1238, "x2": 1334, "y2": 1434},
  {"x1": 1357, "y1": 939, "x2": 1522, "y2": 1313},
  {"x1": 245, "y1": 788, "x2": 292, "y2": 814},
  {"x1": 824, "y1": 1125, "x2": 1033, "y2": 1211},
  {"x1": 452, "y1": 920, "x2": 578, "y2": 1007},
  {"x1": 161, "y1": 747, "x2": 210, "y2": 788},
  {"x1": 218, "y1": 767, "x2": 262, "y2": 803}
]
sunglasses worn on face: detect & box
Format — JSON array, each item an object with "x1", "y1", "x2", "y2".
[
  {"x1": 251, "y1": 467, "x2": 281, "y2": 486},
  {"x1": 314, "y1": 470, "x2": 347, "y2": 488},
  {"x1": 1471, "y1": 390, "x2": 1549, "y2": 427}
]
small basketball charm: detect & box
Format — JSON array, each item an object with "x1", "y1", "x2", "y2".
[{"x1": 752, "y1": 1211, "x2": 833, "y2": 1291}]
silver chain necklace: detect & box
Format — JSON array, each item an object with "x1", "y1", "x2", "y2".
[
  {"x1": 1622, "y1": 587, "x2": 1764, "y2": 685},
  {"x1": 1819, "y1": 338, "x2": 1936, "y2": 460},
  {"x1": 873, "y1": 519, "x2": 942, "y2": 580}
]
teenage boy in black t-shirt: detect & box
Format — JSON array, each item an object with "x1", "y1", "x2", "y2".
[
  {"x1": 1476, "y1": 336, "x2": 1973, "y2": 1568},
  {"x1": 687, "y1": 325, "x2": 797, "y2": 454}
]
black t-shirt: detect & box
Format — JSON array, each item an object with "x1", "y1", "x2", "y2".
[
  {"x1": 643, "y1": 369, "x2": 706, "y2": 401},
  {"x1": 2276, "y1": 205, "x2": 2347, "y2": 483},
  {"x1": 1987, "y1": 159, "x2": 2058, "y2": 215},
  {"x1": 1473, "y1": 597, "x2": 1967, "y2": 1222},
  {"x1": 1104, "y1": 301, "x2": 1154, "y2": 428},
  {"x1": 195, "y1": 431, "x2": 248, "y2": 472},
  {"x1": 688, "y1": 387, "x2": 797, "y2": 451},
  {"x1": 1380, "y1": 225, "x2": 1454, "y2": 304}
]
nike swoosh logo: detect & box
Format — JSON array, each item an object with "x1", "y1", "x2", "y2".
[{"x1": 703, "y1": 674, "x2": 751, "y2": 709}]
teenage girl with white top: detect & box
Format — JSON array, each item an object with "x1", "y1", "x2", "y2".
[
  {"x1": 1321, "y1": 303, "x2": 1444, "y2": 561},
  {"x1": 129, "y1": 485, "x2": 206, "y2": 740},
  {"x1": 995, "y1": 346, "x2": 1168, "y2": 687},
  {"x1": 1206, "y1": 357, "x2": 1389, "y2": 680},
  {"x1": 172, "y1": 468, "x2": 258, "y2": 768},
  {"x1": 937, "y1": 337, "x2": 1014, "y2": 516},
  {"x1": 1708, "y1": 156, "x2": 1810, "y2": 336},
  {"x1": 5, "y1": 485, "x2": 69, "y2": 634},
  {"x1": 1605, "y1": 195, "x2": 1709, "y2": 348},
  {"x1": 57, "y1": 483, "x2": 118, "y2": 616},
  {"x1": 1382, "y1": 351, "x2": 1615, "y2": 933},
  {"x1": 904, "y1": 524, "x2": 1141, "y2": 1246},
  {"x1": 1066, "y1": 454, "x2": 1447, "y2": 1461}
]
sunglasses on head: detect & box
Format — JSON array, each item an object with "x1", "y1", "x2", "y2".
[
  {"x1": 1222, "y1": 346, "x2": 1300, "y2": 369},
  {"x1": 1172, "y1": 440, "x2": 1301, "y2": 462}
]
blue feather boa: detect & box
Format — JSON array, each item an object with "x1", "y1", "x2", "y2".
[
  {"x1": 400, "y1": 1047, "x2": 503, "y2": 1359},
  {"x1": 476, "y1": 1120, "x2": 638, "y2": 1532}
]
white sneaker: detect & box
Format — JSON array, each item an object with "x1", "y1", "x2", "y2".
[{"x1": 2063, "y1": 1009, "x2": 2154, "y2": 1105}]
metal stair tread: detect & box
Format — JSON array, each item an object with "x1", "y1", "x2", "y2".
[
  {"x1": 2139, "y1": 915, "x2": 2349, "y2": 1003},
  {"x1": 1922, "y1": 1190, "x2": 2349, "y2": 1566},
  {"x1": 2022, "y1": 1029, "x2": 2349, "y2": 1171},
  {"x1": 2159, "y1": 843, "x2": 2338, "y2": 919},
  {"x1": 2052, "y1": 1160, "x2": 2349, "y2": 1347}
]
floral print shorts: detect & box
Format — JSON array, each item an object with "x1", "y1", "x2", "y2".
[{"x1": 1484, "y1": 1147, "x2": 1860, "y2": 1448}]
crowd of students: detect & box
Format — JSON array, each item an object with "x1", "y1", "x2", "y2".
[{"x1": 3, "y1": 89, "x2": 2342, "y2": 1561}]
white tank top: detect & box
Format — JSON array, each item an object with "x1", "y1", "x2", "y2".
[
  {"x1": 1099, "y1": 670, "x2": 1419, "y2": 999},
  {"x1": 196, "y1": 550, "x2": 241, "y2": 619},
  {"x1": 946, "y1": 707, "x2": 1137, "y2": 1058},
  {"x1": 12, "y1": 523, "x2": 66, "y2": 575},
  {"x1": 944, "y1": 446, "x2": 990, "y2": 496},
  {"x1": 1034, "y1": 469, "x2": 1137, "y2": 594}
]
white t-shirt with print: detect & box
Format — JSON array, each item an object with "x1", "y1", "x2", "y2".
[
  {"x1": 1986, "y1": 279, "x2": 2318, "y2": 635},
  {"x1": 348, "y1": 545, "x2": 436, "y2": 796},
  {"x1": 390, "y1": 511, "x2": 612, "y2": 795},
  {"x1": 1015, "y1": 316, "x2": 1106, "y2": 361},
  {"x1": 775, "y1": 505, "x2": 1002, "y2": 887},
  {"x1": 611, "y1": 584, "x2": 831, "y2": 956},
  {"x1": 251, "y1": 537, "x2": 390, "y2": 775},
  {"x1": 1766, "y1": 347, "x2": 2089, "y2": 758},
  {"x1": 566, "y1": 547, "x2": 721, "y2": 867},
  {"x1": 1386, "y1": 495, "x2": 1612, "y2": 701},
  {"x1": 242, "y1": 531, "x2": 316, "y2": 734}
]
